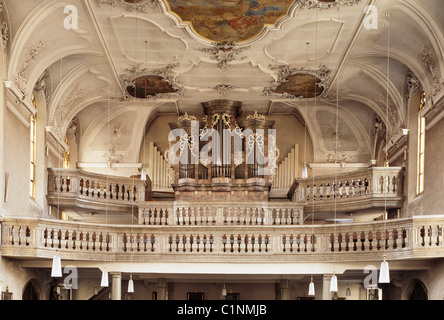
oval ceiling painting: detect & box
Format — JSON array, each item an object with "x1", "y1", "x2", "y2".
[
  {"x1": 165, "y1": 0, "x2": 296, "y2": 43},
  {"x1": 123, "y1": 0, "x2": 149, "y2": 3},
  {"x1": 127, "y1": 75, "x2": 178, "y2": 99},
  {"x1": 272, "y1": 73, "x2": 324, "y2": 98}
]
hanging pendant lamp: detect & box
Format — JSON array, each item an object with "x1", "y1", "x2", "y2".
[
  {"x1": 141, "y1": 167, "x2": 147, "y2": 181},
  {"x1": 379, "y1": 255, "x2": 390, "y2": 283},
  {"x1": 302, "y1": 165, "x2": 308, "y2": 179},
  {"x1": 221, "y1": 284, "x2": 227, "y2": 296},
  {"x1": 51, "y1": 255, "x2": 62, "y2": 277},
  {"x1": 128, "y1": 274, "x2": 134, "y2": 293},
  {"x1": 101, "y1": 268, "x2": 109, "y2": 287},
  {"x1": 308, "y1": 277, "x2": 315, "y2": 296},
  {"x1": 330, "y1": 272, "x2": 338, "y2": 292}
]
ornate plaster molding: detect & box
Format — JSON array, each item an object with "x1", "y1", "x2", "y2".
[
  {"x1": 418, "y1": 45, "x2": 444, "y2": 97},
  {"x1": 34, "y1": 69, "x2": 50, "y2": 95},
  {"x1": 374, "y1": 93, "x2": 403, "y2": 134},
  {"x1": 0, "y1": 1, "x2": 8, "y2": 55},
  {"x1": 94, "y1": 0, "x2": 159, "y2": 13},
  {"x1": 0, "y1": 22, "x2": 8, "y2": 55},
  {"x1": 213, "y1": 84, "x2": 235, "y2": 96},
  {"x1": 118, "y1": 63, "x2": 183, "y2": 100},
  {"x1": 264, "y1": 63, "x2": 332, "y2": 99},
  {"x1": 298, "y1": 0, "x2": 363, "y2": 10},
  {"x1": 12, "y1": 40, "x2": 47, "y2": 95},
  {"x1": 61, "y1": 82, "x2": 84, "y2": 115},
  {"x1": 405, "y1": 69, "x2": 420, "y2": 101},
  {"x1": 103, "y1": 123, "x2": 128, "y2": 168},
  {"x1": 67, "y1": 116, "x2": 80, "y2": 144},
  {"x1": 198, "y1": 42, "x2": 249, "y2": 69}
]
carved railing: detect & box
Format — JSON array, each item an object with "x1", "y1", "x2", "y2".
[
  {"x1": 137, "y1": 201, "x2": 304, "y2": 226},
  {"x1": 2, "y1": 216, "x2": 444, "y2": 262},
  {"x1": 47, "y1": 168, "x2": 146, "y2": 213},
  {"x1": 288, "y1": 167, "x2": 405, "y2": 213}
]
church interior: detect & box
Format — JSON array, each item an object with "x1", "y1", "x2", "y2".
[{"x1": 0, "y1": 0, "x2": 443, "y2": 301}]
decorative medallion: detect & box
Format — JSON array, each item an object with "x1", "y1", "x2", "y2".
[
  {"x1": 198, "y1": 42, "x2": 249, "y2": 69},
  {"x1": 300, "y1": 0, "x2": 362, "y2": 10},
  {"x1": 95, "y1": 0, "x2": 159, "y2": 13},
  {"x1": 119, "y1": 64, "x2": 182, "y2": 99},
  {"x1": 126, "y1": 75, "x2": 178, "y2": 99},
  {"x1": 264, "y1": 63, "x2": 331, "y2": 99}
]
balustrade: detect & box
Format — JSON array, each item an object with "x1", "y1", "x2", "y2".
[
  {"x1": 47, "y1": 168, "x2": 146, "y2": 213},
  {"x1": 3, "y1": 216, "x2": 444, "y2": 262},
  {"x1": 138, "y1": 202, "x2": 303, "y2": 226},
  {"x1": 289, "y1": 167, "x2": 405, "y2": 212}
]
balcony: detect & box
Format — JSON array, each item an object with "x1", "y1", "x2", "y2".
[
  {"x1": 137, "y1": 201, "x2": 304, "y2": 226},
  {"x1": 46, "y1": 168, "x2": 146, "y2": 215},
  {"x1": 1, "y1": 215, "x2": 444, "y2": 264},
  {"x1": 288, "y1": 167, "x2": 405, "y2": 216}
]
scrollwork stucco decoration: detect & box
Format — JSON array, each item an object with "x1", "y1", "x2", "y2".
[
  {"x1": 103, "y1": 124, "x2": 127, "y2": 168},
  {"x1": 298, "y1": 0, "x2": 362, "y2": 10},
  {"x1": 118, "y1": 63, "x2": 183, "y2": 100},
  {"x1": 198, "y1": 42, "x2": 249, "y2": 69},
  {"x1": 264, "y1": 63, "x2": 332, "y2": 100},
  {"x1": 94, "y1": 0, "x2": 159, "y2": 13},
  {"x1": 13, "y1": 40, "x2": 47, "y2": 95}
]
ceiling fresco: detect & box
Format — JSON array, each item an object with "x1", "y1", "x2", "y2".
[
  {"x1": 126, "y1": 75, "x2": 178, "y2": 99},
  {"x1": 165, "y1": 0, "x2": 296, "y2": 42},
  {"x1": 271, "y1": 74, "x2": 324, "y2": 98}
]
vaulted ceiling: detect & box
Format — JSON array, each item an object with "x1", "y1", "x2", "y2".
[{"x1": 1, "y1": 0, "x2": 443, "y2": 173}]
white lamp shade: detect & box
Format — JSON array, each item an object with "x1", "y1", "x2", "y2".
[
  {"x1": 330, "y1": 274, "x2": 338, "y2": 292},
  {"x1": 51, "y1": 255, "x2": 62, "y2": 277},
  {"x1": 101, "y1": 270, "x2": 109, "y2": 287},
  {"x1": 302, "y1": 166, "x2": 308, "y2": 179},
  {"x1": 308, "y1": 281, "x2": 315, "y2": 296},
  {"x1": 346, "y1": 287, "x2": 351, "y2": 296},
  {"x1": 128, "y1": 279, "x2": 134, "y2": 293},
  {"x1": 141, "y1": 168, "x2": 147, "y2": 181},
  {"x1": 221, "y1": 285, "x2": 227, "y2": 296},
  {"x1": 379, "y1": 259, "x2": 390, "y2": 283}
]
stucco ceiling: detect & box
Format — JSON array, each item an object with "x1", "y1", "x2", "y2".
[{"x1": 2, "y1": 0, "x2": 443, "y2": 170}]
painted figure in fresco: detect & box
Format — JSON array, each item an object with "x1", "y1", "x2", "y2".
[{"x1": 167, "y1": 0, "x2": 292, "y2": 42}]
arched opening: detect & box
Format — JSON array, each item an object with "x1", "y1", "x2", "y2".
[
  {"x1": 23, "y1": 279, "x2": 40, "y2": 300},
  {"x1": 409, "y1": 280, "x2": 428, "y2": 300}
]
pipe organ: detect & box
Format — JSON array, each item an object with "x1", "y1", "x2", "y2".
[
  {"x1": 146, "y1": 141, "x2": 173, "y2": 192},
  {"x1": 271, "y1": 145, "x2": 299, "y2": 196},
  {"x1": 165, "y1": 100, "x2": 279, "y2": 202}
]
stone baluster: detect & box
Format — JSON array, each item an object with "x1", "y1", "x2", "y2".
[
  {"x1": 275, "y1": 208, "x2": 281, "y2": 225},
  {"x1": 182, "y1": 207, "x2": 188, "y2": 225},
  {"x1": 325, "y1": 183, "x2": 331, "y2": 199},
  {"x1": 226, "y1": 207, "x2": 231, "y2": 225},
  {"x1": 177, "y1": 207, "x2": 183, "y2": 225},
  {"x1": 338, "y1": 182, "x2": 343, "y2": 198},
  {"x1": 283, "y1": 209, "x2": 289, "y2": 225}
]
